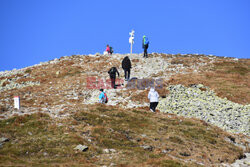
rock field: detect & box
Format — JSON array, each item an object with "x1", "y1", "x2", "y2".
[{"x1": 158, "y1": 84, "x2": 250, "y2": 136}]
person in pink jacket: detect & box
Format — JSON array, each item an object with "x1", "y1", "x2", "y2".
[
  {"x1": 105, "y1": 45, "x2": 113, "y2": 55},
  {"x1": 106, "y1": 45, "x2": 110, "y2": 53}
]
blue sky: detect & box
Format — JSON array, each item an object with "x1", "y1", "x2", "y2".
[{"x1": 0, "y1": 0, "x2": 250, "y2": 71}]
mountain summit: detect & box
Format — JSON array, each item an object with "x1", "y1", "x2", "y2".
[{"x1": 0, "y1": 53, "x2": 249, "y2": 166}]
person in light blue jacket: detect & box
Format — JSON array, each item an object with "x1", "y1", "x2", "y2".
[{"x1": 99, "y1": 89, "x2": 105, "y2": 103}]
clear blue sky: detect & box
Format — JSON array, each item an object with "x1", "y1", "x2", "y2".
[{"x1": 0, "y1": 0, "x2": 250, "y2": 71}]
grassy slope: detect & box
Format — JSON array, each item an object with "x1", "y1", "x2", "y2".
[{"x1": 0, "y1": 105, "x2": 244, "y2": 166}]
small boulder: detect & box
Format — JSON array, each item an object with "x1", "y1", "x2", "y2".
[
  {"x1": 0, "y1": 137, "x2": 9, "y2": 143},
  {"x1": 56, "y1": 71, "x2": 60, "y2": 76},
  {"x1": 103, "y1": 149, "x2": 116, "y2": 154},
  {"x1": 74, "y1": 144, "x2": 88, "y2": 152},
  {"x1": 140, "y1": 145, "x2": 153, "y2": 151}
]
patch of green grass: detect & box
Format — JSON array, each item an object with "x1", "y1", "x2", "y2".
[
  {"x1": 73, "y1": 111, "x2": 110, "y2": 126},
  {"x1": 100, "y1": 138, "x2": 136, "y2": 149},
  {"x1": 0, "y1": 113, "x2": 88, "y2": 165},
  {"x1": 131, "y1": 109, "x2": 142, "y2": 114},
  {"x1": 169, "y1": 136, "x2": 184, "y2": 144},
  {"x1": 149, "y1": 153, "x2": 164, "y2": 159},
  {"x1": 180, "y1": 127, "x2": 218, "y2": 144},
  {"x1": 180, "y1": 120, "x2": 195, "y2": 126},
  {"x1": 63, "y1": 68, "x2": 82, "y2": 77},
  {"x1": 107, "y1": 110, "x2": 151, "y2": 132},
  {"x1": 0, "y1": 113, "x2": 50, "y2": 136},
  {"x1": 92, "y1": 127, "x2": 137, "y2": 150},
  {"x1": 95, "y1": 105, "x2": 115, "y2": 113},
  {"x1": 112, "y1": 111, "x2": 129, "y2": 118},
  {"x1": 25, "y1": 69, "x2": 32, "y2": 74},
  {"x1": 214, "y1": 61, "x2": 249, "y2": 76},
  {"x1": 160, "y1": 160, "x2": 185, "y2": 167}
]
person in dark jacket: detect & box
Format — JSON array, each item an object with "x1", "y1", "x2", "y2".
[
  {"x1": 108, "y1": 67, "x2": 119, "y2": 89},
  {"x1": 121, "y1": 56, "x2": 132, "y2": 81},
  {"x1": 142, "y1": 35, "x2": 149, "y2": 58}
]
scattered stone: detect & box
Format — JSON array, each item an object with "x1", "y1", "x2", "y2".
[
  {"x1": 56, "y1": 71, "x2": 60, "y2": 76},
  {"x1": 103, "y1": 149, "x2": 109, "y2": 154},
  {"x1": 223, "y1": 153, "x2": 250, "y2": 167},
  {"x1": 74, "y1": 144, "x2": 88, "y2": 152},
  {"x1": 162, "y1": 150, "x2": 168, "y2": 154},
  {"x1": 0, "y1": 137, "x2": 9, "y2": 143},
  {"x1": 140, "y1": 145, "x2": 153, "y2": 151},
  {"x1": 0, "y1": 137, "x2": 9, "y2": 149},
  {"x1": 136, "y1": 138, "x2": 141, "y2": 142},
  {"x1": 109, "y1": 149, "x2": 116, "y2": 153},
  {"x1": 103, "y1": 149, "x2": 116, "y2": 154},
  {"x1": 158, "y1": 84, "x2": 250, "y2": 135},
  {"x1": 180, "y1": 151, "x2": 191, "y2": 157},
  {"x1": 162, "y1": 148, "x2": 174, "y2": 153}
]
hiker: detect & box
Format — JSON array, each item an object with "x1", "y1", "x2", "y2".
[
  {"x1": 99, "y1": 89, "x2": 108, "y2": 103},
  {"x1": 108, "y1": 67, "x2": 119, "y2": 89},
  {"x1": 148, "y1": 87, "x2": 159, "y2": 112},
  {"x1": 105, "y1": 45, "x2": 113, "y2": 55},
  {"x1": 142, "y1": 35, "x2": 149, "y2": 58},
  {"x1": 122, "y1": 56, "x2": 132, "y2": 81}
]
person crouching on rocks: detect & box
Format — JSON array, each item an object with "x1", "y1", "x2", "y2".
[
  {"x1": 122, "y1": 56, "x2": 132, "y2": 81},
  {"x1": 99, "y1": 89, "x2": 108, "y2": 103},
  {"x1": 108, "y1": 67, "x2": 119, "y2": 89},
  {"x1": 148, "y1": 87, "x2": 159, "y2": 112}
]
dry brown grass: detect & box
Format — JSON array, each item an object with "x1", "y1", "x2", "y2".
[
  {"x1": 0, "y1": 105, "x2": 7, "y2": 113},
  {"x1": 170, "y1": 56, "x2": 203, "y2": 67},
  {"x1": 2, "y1": 104, "x2": 244, "y2": 166},
  {"x1": 168, "y1": 59, "x2": 250, "y2": 104},
  {"x1": 132, "y1": 59, "x2": 140, "y2": 63}
]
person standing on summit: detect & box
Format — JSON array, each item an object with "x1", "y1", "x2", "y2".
[
  {"x1": 122, "y1": 56, "x2": 132, "y2": 81},
  {"x1": 142, "y1": 35, "x2": 149, "y2": 58},
  {"x1": 105, "y1": 44, "x2": 113, "y2": 55}
]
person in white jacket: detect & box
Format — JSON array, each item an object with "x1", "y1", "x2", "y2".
[{"x1": 148, "y1": 87, "x2": 159, "y2": 112}]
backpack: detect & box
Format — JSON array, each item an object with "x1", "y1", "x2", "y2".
[
  {"x1": 110, "y1": 47, "x2": 113, "y2": 54},
  {"x1": 104, "y1": 93, "x2": 108, "y2": 103},
  {"x1": 109, "y1": 67, "x2": 116, "y2": 74},
  {"x1": 144, "y1": 37, "x2": 149, "y2": 45}
]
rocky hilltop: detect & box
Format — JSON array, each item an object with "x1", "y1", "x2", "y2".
[{"x1": 0, "y1": 53, "x2": 249, "y2": 166}]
